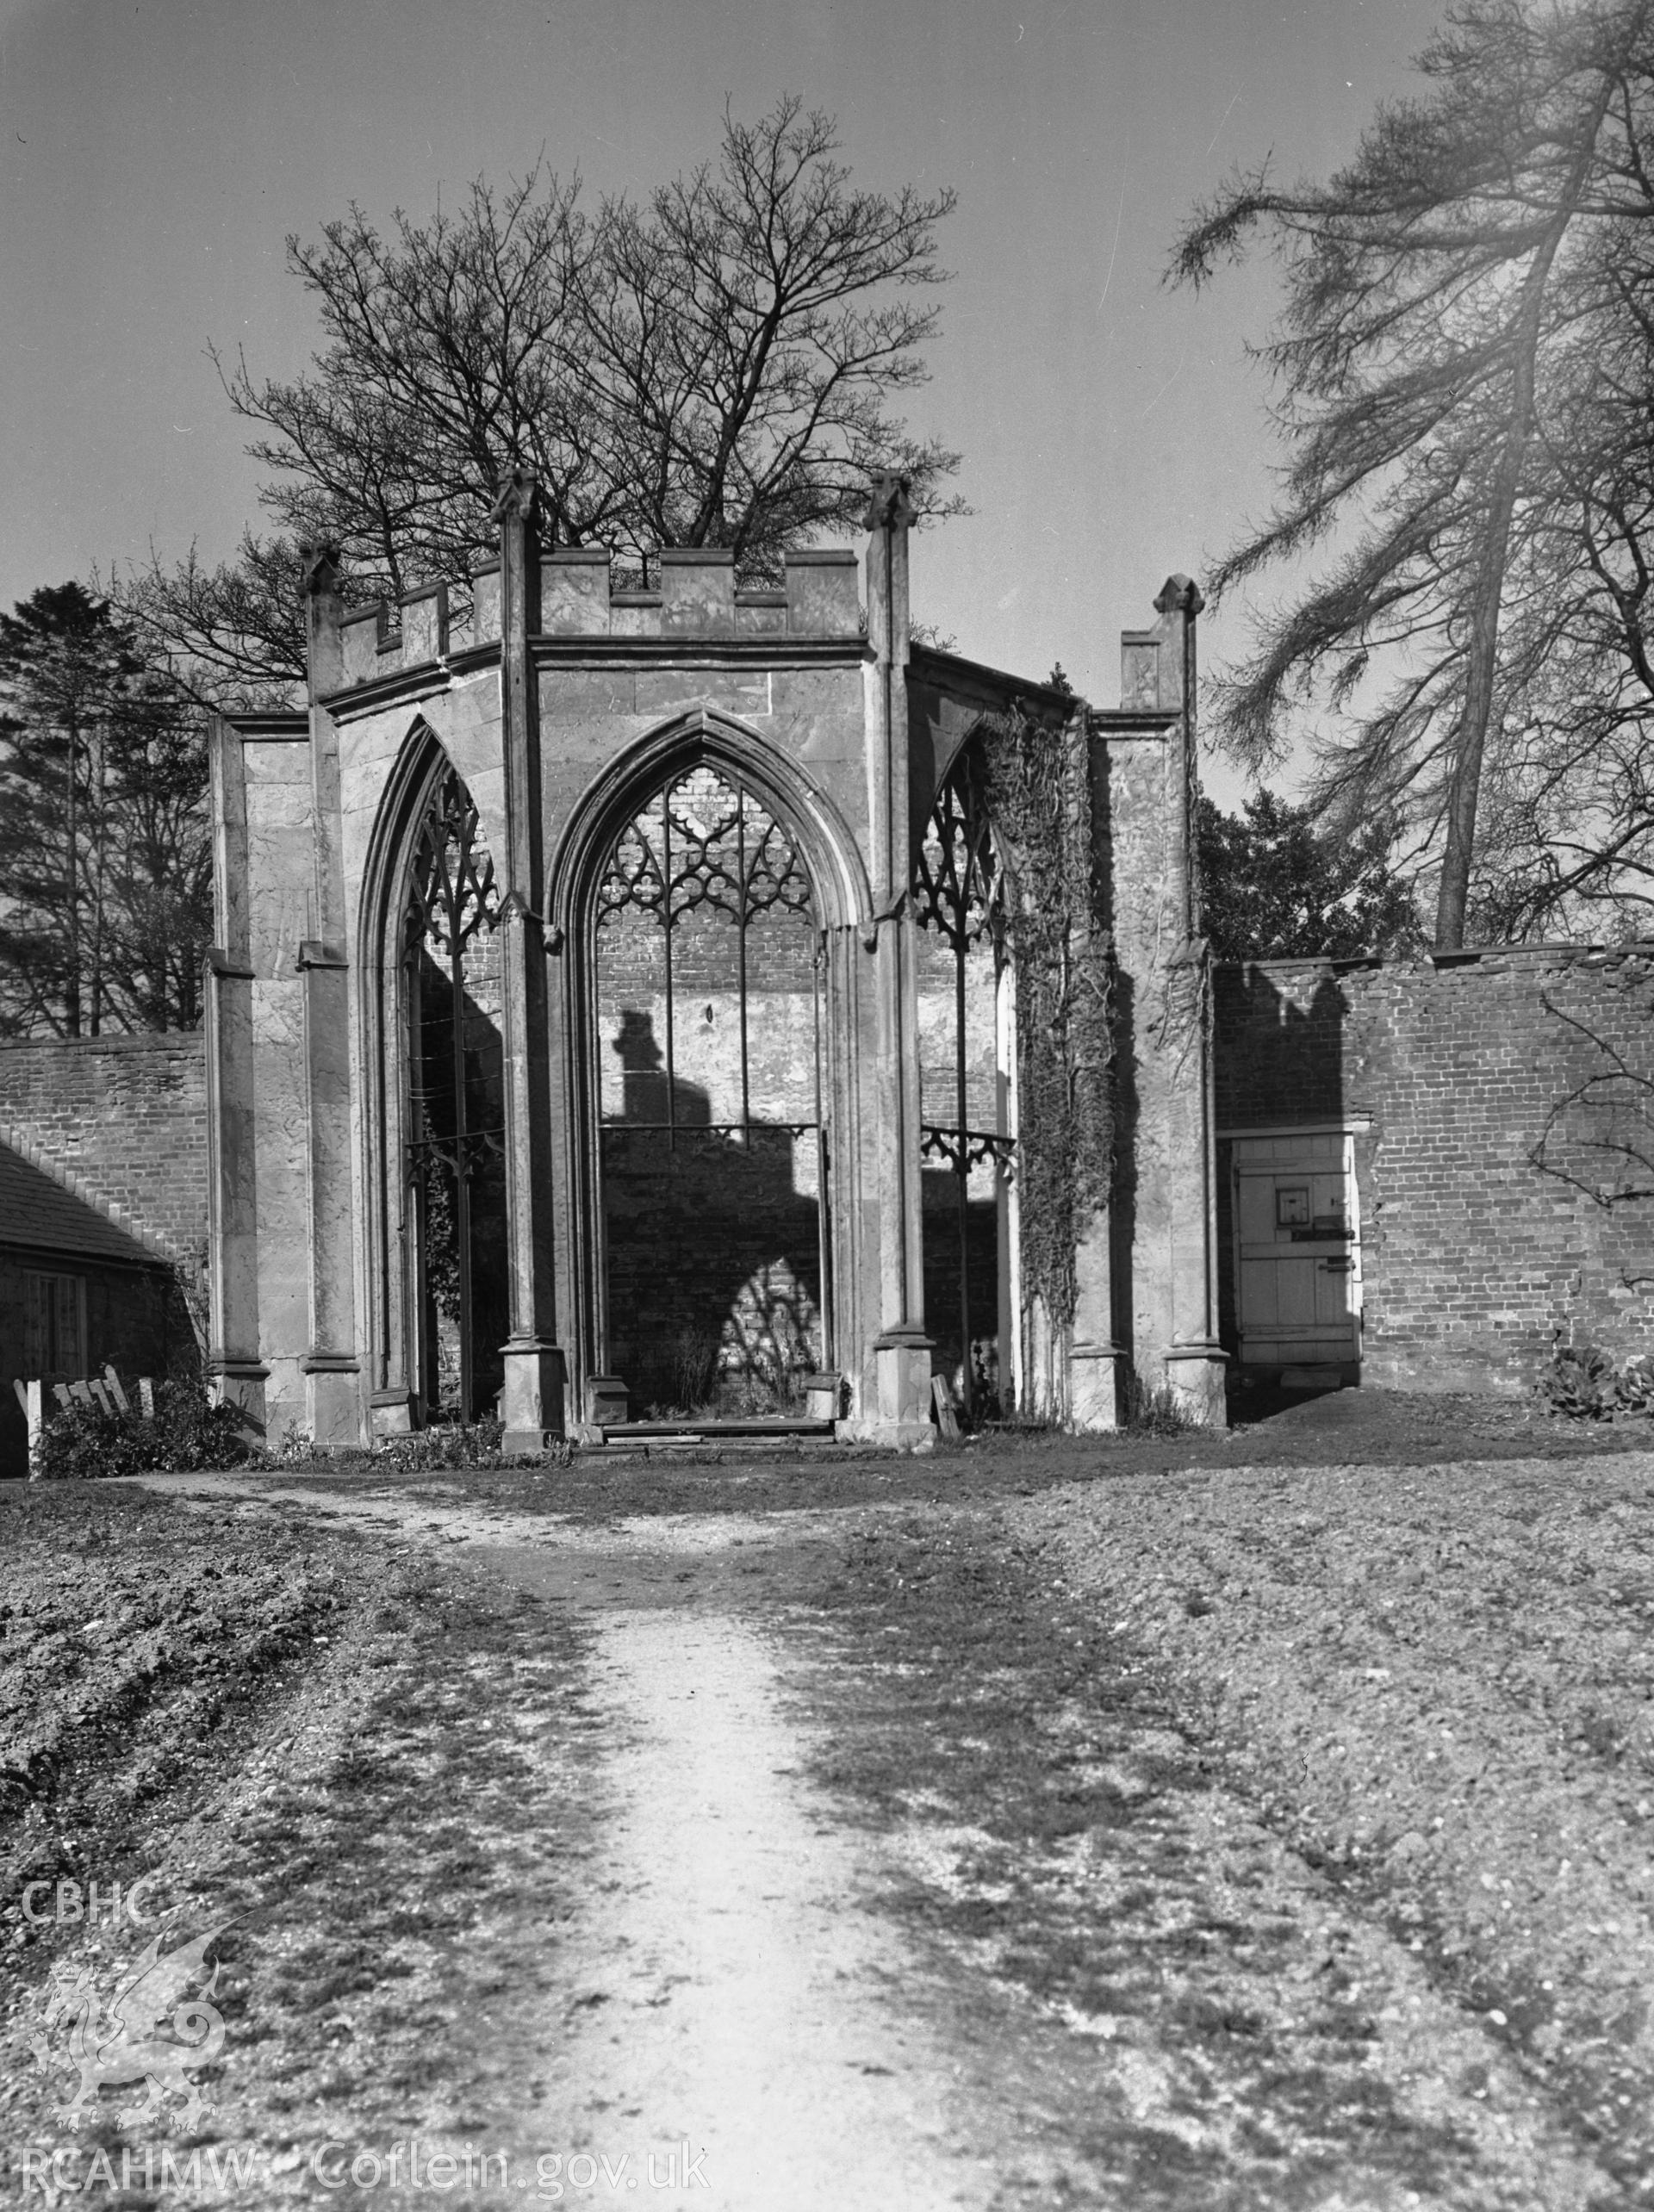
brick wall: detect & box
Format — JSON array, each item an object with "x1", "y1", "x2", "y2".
[
  {"x1": 0, "y1": 1035, "x2": 209, "y2": 1271},
  {"x1": 1214, "y1": 949, "x2": 1654, "y2": 1391},
  {"x1": 603, "y1": 1125, "x2": 823, "y2": 1410}
]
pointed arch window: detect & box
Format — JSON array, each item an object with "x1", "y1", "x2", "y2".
[
  {"x1": 593, "y1": 760, "x2": 828, "y2": 1412},
  {"x1": 401, "y1": 763, "x2": 507, "y2": 1425},
  {"x1": 914, "y1": 744, "x2": 1017, "y2": 1415},
  {"x1": 596, "y1": 762, "x2": 817, "y2": 1134}
]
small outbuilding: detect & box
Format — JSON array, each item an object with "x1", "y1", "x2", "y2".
[{"x1": 0, "y1": 1140, "x2": 191, "y2": 1477}]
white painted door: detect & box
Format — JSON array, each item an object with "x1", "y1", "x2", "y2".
[{"x1": 1233, "y1": 1133, "x2": 1359, "y2": 1368}]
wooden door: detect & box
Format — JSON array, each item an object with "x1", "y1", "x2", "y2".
[{"x1": 1233, "y1": 1134, "x2": 1359, "y2": 1369}]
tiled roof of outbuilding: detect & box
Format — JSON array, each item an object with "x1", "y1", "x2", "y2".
[{"x1": 0, "y1": 1141, "x2": 161, "y2": 1267}]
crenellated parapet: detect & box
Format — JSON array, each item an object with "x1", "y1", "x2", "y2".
[
  {"x1": 541, "y1": 544, "x2": 861, "y2": 640},
  {"x1": 333, "y1": 544, "x2": 861, "y2": 688},
  {"x1": 340, "y1": 580, "x2": 455, "y2": 685}
]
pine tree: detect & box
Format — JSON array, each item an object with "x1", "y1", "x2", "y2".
[
  {"x1": 1172, "y1": 0, "x2": 1654, "y2": 946},
  {"x1": 0, "y1": 584, "x2": 210, "y2": 1035},
  {"x1": 1197, "y1": 791, "x2": 1422, "y2": 960}
]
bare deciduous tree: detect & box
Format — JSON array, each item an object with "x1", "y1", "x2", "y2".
[{"x1": 122, "y1": 97, "x2": 962, "y2": 704}]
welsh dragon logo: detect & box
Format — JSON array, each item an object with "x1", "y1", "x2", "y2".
[{"x1": 27, "y1": 1927, "x2": 227, "y2": 2131}]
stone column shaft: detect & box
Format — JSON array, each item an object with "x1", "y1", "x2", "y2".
[
  {"x1": 493, "y1": 468, "x2": 567, "y2": 1449},
  {"x1": 861, "y1": 475, "x2": 932, "y2": 1443},
  {"x1": 298, "y1": 544, "x2": 359, "y2": 1444},
  {"x1": 1153, "y1": 576, "x2": 1227, "y2": 1426},
  {"x1": 203, "y1": 718, "x2": 267, "y2": 1432}
]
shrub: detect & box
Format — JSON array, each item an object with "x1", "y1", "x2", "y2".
[
  {"x1": 257, "y1": 1418, "x2": 573, "y2": 1474},
  {"x1": 1122, "y1": 1372, "x2": 1193, "y2": 1437},
  {"x1": 374, "y1": 1419, "x2": 511, "y2": 1473},
  {"x1": 34, "y1": 1381, "x2": 254, "y2": 1480},
  {"x1": 1538, "y1": 1344, "x2": 1654, "y2": 1422}
]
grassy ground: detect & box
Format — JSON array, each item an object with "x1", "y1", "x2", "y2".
[
  {"x1": 0, "y1": 1483, "x2": 599, "y2": 2200},
  {"x1": 793, "y1": 1456, "x2": 1654, "y2": 2205},
  {"x1": 3, "y1": 1389, "x2": 1653, "y2": 2206}
]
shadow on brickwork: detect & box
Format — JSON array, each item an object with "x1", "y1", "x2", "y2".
[{"x1": 601, "y1": 1010, "x2": 823, "y2": 1414}]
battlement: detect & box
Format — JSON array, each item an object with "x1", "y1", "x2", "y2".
[{"x1": 336, "y1": 545, "x2": 861, "y2": 686}]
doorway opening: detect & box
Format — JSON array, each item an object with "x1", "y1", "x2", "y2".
[
  {"x1": 1231, "y1": 1128, "x2": 1362, "y2": 1382},
  {"x1": 594, "y1": 761, "x2": 828, "y2": 1417}
]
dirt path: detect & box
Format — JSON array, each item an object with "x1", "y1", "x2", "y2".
[
  {"x1": 537, "y1": 1606, "x2": 987, "y2": 2209},
  {"x1": 98, "y1": 1456, "x2": 1635, "y2": 2209},
  {"x1": 124, "y1": 1475, "x2": 1035, "y2": 2205}
]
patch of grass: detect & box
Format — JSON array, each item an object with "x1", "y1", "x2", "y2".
[
  {"x1": 1027, "y1": 1457, "x2": 1654, "y2": 2196},
  {"x1": 0, "y1": 1491, "x2": 598, "y2": 2177},
  {"x1": 802, "y1": 1500, "x2": 1615, "y2": 2206}
]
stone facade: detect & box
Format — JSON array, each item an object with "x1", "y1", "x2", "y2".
[
  {"x1": 205, "y1": 476, "x2": 1226, "y2": 1448},
  {"x1": 1215, "y1": 948, "x2": 1654, "y2": 1390}
]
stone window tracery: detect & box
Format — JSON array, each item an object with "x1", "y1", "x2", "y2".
[
  {"x1": 596, "y1": 763, "x2": 816, "y2": 1134},
  {"x1": 914, "y1": 745, "x2": 1017, "y2": 1415},
  {"x1": 401, "y1": 762, "x2": 507, "y2": 1426},
  {"x1": 594, "y1": 760, "x2": 826, "y2": 1410}
]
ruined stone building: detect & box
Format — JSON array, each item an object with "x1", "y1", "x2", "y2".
[
  {"x1": 198, "y1": 475, "x2": 1227, "y2": 1450},
  {"x1": 9, "y1": 479, "x2": 1649, "y2": 1465}
]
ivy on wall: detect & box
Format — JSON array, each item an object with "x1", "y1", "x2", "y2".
[{"x1": 976, "y1": 706, "x2": 1114, "y2": 1332}]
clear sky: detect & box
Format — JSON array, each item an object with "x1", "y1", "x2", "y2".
[{"x1": 0, "y1": 0, "x2": 1443, "y2": 798}]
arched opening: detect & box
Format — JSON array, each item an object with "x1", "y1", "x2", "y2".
[
  {"x1": 915, "y1": 743, "x2": 1018, "y2": 1418},
  {"x1": 593, "y1": 758, "x2": 828, "y2": 1415},
  {"x1": 396, "y1": 761, "x2": 509, "y2": 1424}
]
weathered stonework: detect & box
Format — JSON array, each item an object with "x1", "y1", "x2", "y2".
[{"x1": 206, "y1": 482, "x2": 1228, "y2": 1445}]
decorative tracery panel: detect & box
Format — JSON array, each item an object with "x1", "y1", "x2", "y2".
[
  {"x1": 594, "y1": 761, "x2": 826, "y2": 1413},
  {"x1": 915, "y1": 744, "x2": 1016, "y2": 1414},
  {"x1": 401, "y1": 763, "x2": 507, "y2": 1426}
]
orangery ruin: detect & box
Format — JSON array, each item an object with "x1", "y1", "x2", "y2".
[{"x1": 200, "y1": 473, "x2": 1228, "y2": 1451}]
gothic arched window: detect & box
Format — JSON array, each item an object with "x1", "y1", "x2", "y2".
[
  {"x1": 594, "y1": 761, "x2": 826, "y2": 1413},
  {"x1": 401, "y1": 763, "x2": 507, "y2": 1425},
  {"x1": 914, "y1": 745, "x2": 1017, "y2": 1415}
]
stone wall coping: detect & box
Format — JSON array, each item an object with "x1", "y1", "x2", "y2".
[
  {"x1": 528, "y1": 634, "x2": 866, "y2": 667},
  {"x1": 1087, "y1": 707, "x2": 1179, "y2": 734},
  {"x1": 1216, "y1": 1117, "x2": 1374, "y2": 1140},
  {"x1": 0, "y1": 1123, "x2": 184, "y2": 1268},
  {"x1": 908, "y1": 642, "x2": 1075, "y2": 717},
  {"x1": 0, "y1": 1031, "x2": 206, "y2": 1056},
  {"x1": 1216, "y1": 943, "x2": 1654, "y2": 976},
  {"x1": 221, "y1": 711, "x2": 309, "y2": 739}
]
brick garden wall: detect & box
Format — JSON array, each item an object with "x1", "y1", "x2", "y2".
[
  {"x1": 1213, "y1": 948, "x2": 1654, "y2": 1391},
  {"x1": 0, "y1": 1035, "x2": 209, "y2": 1271}
]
